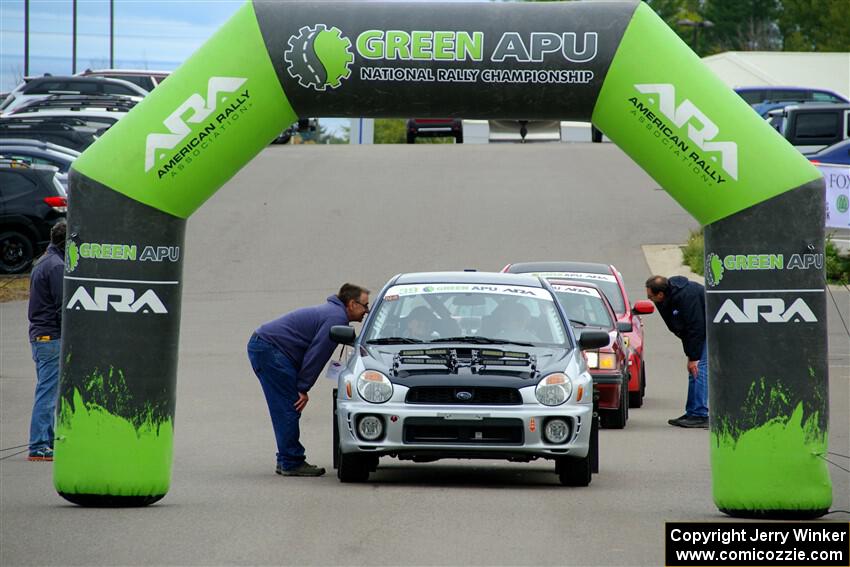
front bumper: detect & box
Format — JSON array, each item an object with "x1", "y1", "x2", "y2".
[
  {"x1": 337, "y1": 387, "x2": 592, "y2": 461},
  {"x1": 590, "y1": 372, "x2": 623, "y2": 409}
]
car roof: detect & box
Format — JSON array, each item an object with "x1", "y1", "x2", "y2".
[
  {"x1": 0, "y1": 138, "x2": 80, "y2": 155},
  {"x1": 780, "y1": 103, "x2": 850, "y2": 111},
  {"x1": 393, "y1": 271, "x2": 545, "y2": 287},
  {"x1": 80, "y1": 68, "x2": 171, "y2": 76},
  {"x1": 506, "y1": 261, "x2": 613, "y2": 275}
]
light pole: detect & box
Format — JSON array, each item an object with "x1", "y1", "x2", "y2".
[
  {"x1": 677, "y1": 18, "x2": 714, "y2": 54},
  {"x1": 109, "y1": 0, "x2": 114, "y2": 68},
  {"x1": 72, "y1": 0, "x2": 77, "y2": 73},
  {"x1": 24, "y1": 0, "x2": 30, "y2": 76}
]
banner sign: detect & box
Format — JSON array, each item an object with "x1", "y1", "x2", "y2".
[{"x1": 817, "y1": 164, "x2": 850, "y2": 229}]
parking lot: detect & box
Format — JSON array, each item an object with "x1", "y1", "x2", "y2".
[{"x1": 1, "y1": 143, "x2": 848, "y2": 565}]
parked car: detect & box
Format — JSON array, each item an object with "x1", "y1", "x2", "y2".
[
  {"x1": 735, "y1": 86, "x2": 848, "y2": 106},
  {"x1": 0, "y1": 139, "x2": 78, "y2": 172},
  {"x1": 76, "y1": 68, "x2": 170, "y2": 92},
  {"x1": 806, "y1": 138, "x2": 850, "y2": 166},
  {"x1": 406, "y1": 118, "x2": 463, "y2": 143},
  {"x1": 0, "y1": 159, "x2": 67, "y2": 273},
  {"x1": 502, "y1": 261, "x2": 655, "y2": 408},
  {"x1": 7, "y1": 93, "x2": 138, "y2": 115},
  {"x1": 0, "y1": 75, "x2": 146, "y2": 116},
  {"x1": 0, "y1": 140, "x2": 78, "y2": 191},
  {"x1": 766, "y1": 103, "x2": 850, "y2": 154},
  {"x1": 0, "y1": 115, "x2": 104, "y2": 152},
  {"x1": 548, "y1": 280, "x2": 630, "y2": 428},
  {"x1": 330, "y1": 271, "x2": 608, "y2": 485}
]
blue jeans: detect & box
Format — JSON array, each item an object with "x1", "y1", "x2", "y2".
[
  {"x1": 29, "y1": 339, "x2": 60, "y2": 451},
  {"x1": 686, "y1": 342, "x2": 709, "y2": 418},
  {"x1": 247, "y1": 334, "x2": 306, "y2": 470}
]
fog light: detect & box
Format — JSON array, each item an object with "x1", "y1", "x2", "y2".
[
  {"x1": 357, "y1": 415, "x2": 384, "y2": 441},
  {"x1": 544, "y1": 418, "x2": 570, "y2": 444}
]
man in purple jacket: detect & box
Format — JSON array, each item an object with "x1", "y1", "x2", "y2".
[
  {"x1": 248, "y1": 283, "x2": 370, "y2": 476},
  {"x1": 27, "y1": 221, "x2": 66, "y2": 461}
]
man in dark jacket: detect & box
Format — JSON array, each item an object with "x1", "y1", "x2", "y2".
[
  {"x1": 247, "y1": 283, "x2": 370, "y2": 476},
  {"x1": 27, "y1": 221, "x2": 66, "y2": 461},
  {"x1": 646, "y1": 275, "x2": 709, "y2": 428}
]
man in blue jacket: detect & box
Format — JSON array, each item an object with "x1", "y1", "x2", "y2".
[
  {"x1": 248, "y1": 283, "x2": 370, "y2": 476},
  {"x1": 27, "y1": 221, "x2": 66, "y2": 461},
  {"x1": 645, "y1": 275, "x2": 709, "y2": 429}
]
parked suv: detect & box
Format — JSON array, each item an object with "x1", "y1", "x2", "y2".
[
  {"x1": 766, "y1": 103, "x2": 850, "y2": 154},
  {"x1": 0, "y1": 75, "x2": 146, "y2": 116},
  {"x1": 0, "y1": 160, "x2": 67, "y2": 273},
  {"x1": 76, "y1": 68, "x2": 170, "y2": 92}
]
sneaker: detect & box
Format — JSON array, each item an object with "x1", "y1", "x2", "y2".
[
  {"x1": 667, "y1": 414, "x2": 689, "y2": 426},
  {"x1": 676, "y1": 415, "x2": 709, "y2": 429},
  {"x1": 27, "y1": 447, "x2": 54, "y2": 461},
  {"x1": 276, "y1": 462, "x2": 326, "y2": 477}
]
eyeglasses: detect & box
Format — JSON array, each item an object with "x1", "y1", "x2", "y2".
[{"x1": 354, "y1": 300, "x2": 369, "y2": 310}]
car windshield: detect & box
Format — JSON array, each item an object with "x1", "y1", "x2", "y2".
[
  {"x1": 365, "y1": 283, "x2": 569, "y2": 347},
  {"x1": 523, "y1": 271, "x2": 626, "y2": 314},
  {"x1": 550, "y1": 284, "x2": 614, "y2": 330}
]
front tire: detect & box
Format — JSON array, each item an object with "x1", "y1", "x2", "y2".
[
  {"x1": 629, "y1": 361, "x2": 644, "y2": 408},
  {"x1": 337, "y1": 448, "x2": 371, "y2": 483},
  {"x1": 556, "y1": 454, "x2": 591, "y2": 486},
  {"x1": 0, "y1": 231, "x2": 34, "y2": 274}
]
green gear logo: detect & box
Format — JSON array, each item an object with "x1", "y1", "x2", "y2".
[
  {"x1": 705, "y1": 253, "x2": 724, "y2": 287},
  {"x1": 837, "y1": 194, "x2": 849, "y2": 214},
  {"x1": 284, "y1": 25, "x2": 353, "y2": 91},
  {"x1": 66, "y1": 241, "x2": 79, "y2": 273}
]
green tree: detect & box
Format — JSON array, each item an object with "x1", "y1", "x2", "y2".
[
  {"x1": 374, "y1": 119, "x2": 407, "y2": 144},
  {"x1": 702, "y1": 0, "x2": 781, "y2": 53},
  {"x1": 778, "y1": 0, "x2": 850, "y2": 51}
]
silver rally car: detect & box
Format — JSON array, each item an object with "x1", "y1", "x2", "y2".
[{"x1": 329, "y1": 272, "x2": 609, "y2": 486}]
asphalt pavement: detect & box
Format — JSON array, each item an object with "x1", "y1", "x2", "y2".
[{"x1": 1, "y1": 143, "x2": 848, "y2": 566}]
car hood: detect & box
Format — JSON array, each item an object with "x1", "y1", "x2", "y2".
[{"x1": 359, "y1": 343, "x2": 573, "y2": 388}]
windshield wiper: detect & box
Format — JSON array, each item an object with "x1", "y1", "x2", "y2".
[
  {"x1": 366, "y1": 337, "x2": 424, "y2": 344},
  {"x1": 569, "y1": 319, "x2": 588, "y2": 327},
  {"x1": 429, "y1": 336, "x2": 536, "y2": 347}
]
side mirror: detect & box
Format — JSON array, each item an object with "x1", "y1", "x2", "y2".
[
  {"x1": 616, "y1": 321, "x2": 633, "y2": 333},
  {"x1": 578, "y1": 330, "x2": 609, "y2": 350},
  {"x1": 632, "y1": 300, "x2": 655, "y2": 315},
  {"x1": 329, "y1": 325, "x2": 356, "y2": 345}
]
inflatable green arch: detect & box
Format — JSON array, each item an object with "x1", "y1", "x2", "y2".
[{"x1": 57, "y1": 0, "x2": 832, "y2": 517}]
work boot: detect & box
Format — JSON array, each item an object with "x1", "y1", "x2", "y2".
[
  {"x1": 675, "y1": 415, "x2": 709, "y2": 429},
  {"x1": 667, "y1": 414, "x2": 689, "y2": 426},
  {"x1": 276, "y1": 462, "x2": 326, "y2": 477}
]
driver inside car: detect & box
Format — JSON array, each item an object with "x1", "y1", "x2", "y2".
[
  {"x1": 490, "y1": 302, "x2": 542, "y2": 343},
  {"x1": 402, "y1": 306, "x2": 439, "y2": 341}
]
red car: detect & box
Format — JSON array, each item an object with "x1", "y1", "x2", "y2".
[
  {"x1": 502, "y1": 261, "x2": 655, "y2": 408},
  {"x1": 549, "y1": 280, "x2": 630, "y2": 428}
]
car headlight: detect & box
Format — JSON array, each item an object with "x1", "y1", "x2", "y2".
[
  {"x1": 356, "y1": 370, "x2": 393, "y2": 403},
  {"x1": 535, "y1": 373, "x2": 572, "y2": 406},
  {"x1": 585, "y1": 352, "x2": 617, "y2": 370}
]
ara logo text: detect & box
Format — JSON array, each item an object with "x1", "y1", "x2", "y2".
[
  {"x1": 67, "y1": 286, "x2": 168, "y2": 314},
  {"x1": 145, "y1": 76, "x2": 247, "y2": 172},
  {"x1": 713, "y1": 298, "x2": 817, "y2": 324},
  {"x1": 635, "y1": 83, "x2": 738, "y2": 180}
]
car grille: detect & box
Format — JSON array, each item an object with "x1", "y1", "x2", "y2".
[
  {"x1": 403, "y1": 417, "x2": 524, "y2": 445},
  {"x1": 405, "y1": 386, "x2": 522, "y2": 405}
]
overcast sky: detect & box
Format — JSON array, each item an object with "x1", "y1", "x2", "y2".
[{"x1": 0, "y1": 1, "x2": 247, "y2": 90}]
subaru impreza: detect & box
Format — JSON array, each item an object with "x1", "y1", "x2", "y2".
[{"x1": 329, "y1": 272, "x2": 608, "y2": 486}]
